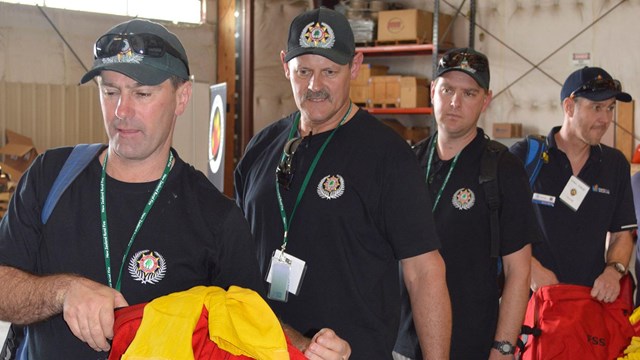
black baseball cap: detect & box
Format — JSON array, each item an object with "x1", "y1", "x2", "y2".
[
  {"x1": 284, "y1": 7, "x2": 355, "y2": 65},
  {"x1": 560, "y1": 66, "x2": 631, "y2": 102},
  {"x1": 435, "y1": 47, "x2": 490, "y2": 90},
  {"x1": 80, "y1": 19, "x2": 190, "y2": 85}
]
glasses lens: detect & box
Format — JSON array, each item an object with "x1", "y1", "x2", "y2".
[
  {"x1": 442, "y1": 52, "x2": 488, "y2": 73},
  {"x1": 93, "y1": 33, "x2": 189, "y2": 74},
  {"x1": 571, "y1": 78, "x2": 621, "y2": 98},
  {"x1": 276, "y1": 137, "x2": 302, "y2": 189}
]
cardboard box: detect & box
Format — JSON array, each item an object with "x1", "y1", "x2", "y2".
[
  {"x1": 380, "y1": 118, "x2": 430, "y2": 144},
  {"x1": 0, "y1": 130, "x2": 39, "y2": 182},
  {"x1": 492, "y1": 123, "x2": 523, "y2": 139},
  {"x1": 377, "y1": 9, "x2": 453, "y2": 44},
  {"x1": 400, "y1": 76, "x2": 429, "y2": 108},
  {"x1": 371, "y1": 75, "x2": 402, "y2": 106},
  {"x1": 353, "y1": 64, "x2": 389, "y2": 85},
  {"x1": 350, "y1": 83, "x2": 371, "y2": 104}
]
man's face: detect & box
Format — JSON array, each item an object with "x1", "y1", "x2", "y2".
[
  {"x1": 431, "y1": 71, "x2": 491, "y2": 139},
  {"x1": 98, "y1": 71, "x2": 191, "y2": 161},
  {"x1": 566, "y1": 96, "x2": 616, "y2": 145},
  {"x1": 282, "y1": 53, "x2": 360, "y2": 130}
]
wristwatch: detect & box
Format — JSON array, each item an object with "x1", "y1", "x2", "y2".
[
  {"x1": 607, "y1": 262, "x2": 627, "y2": 275},
  {"x1": 492, "y1": 340, "x2": 515, "y2": 355}
]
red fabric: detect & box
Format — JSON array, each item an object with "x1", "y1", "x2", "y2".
[
  {"x1": 519, "y1": 279, "x2": 636, "y2": 360},
  {"x1": 108, "y1": 303, "x2": 306, "y2": 360}
]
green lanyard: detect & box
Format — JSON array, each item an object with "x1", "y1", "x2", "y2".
[
  {"x1": 100, "y1": 151, "x2": 173, "y2": 291},
  {"x1": 275, "y1": 103, "x2": 352, "y2": 252},
  {"x1": 426, "y1": 133, "x2": 460, "y2": 212}
]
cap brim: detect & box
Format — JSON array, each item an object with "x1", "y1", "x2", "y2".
[
  {"x1": 80, "y1": 63, "x2": 171, "y2": 85},
  {"x1": 284, "y1": 47, "x2": 353, "y2": 65},
  {"x1": 436, "y1": 68, "x2": 489, "y2": 90},
  {"x1": 578, "y1": 89, "x2": 633, "y2": 103}
]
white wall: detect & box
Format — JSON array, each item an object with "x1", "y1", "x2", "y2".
[
  {"x1": 0, "y1": 2, "x2": 217, "y2": 174},
  {"x1": 383, "y1": 0, "x2": 640, "y2": 145}
]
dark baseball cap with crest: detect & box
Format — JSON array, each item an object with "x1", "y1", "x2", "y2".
[
  {"x1": 284, "y1": 7, "x2": 355, "y2": 65},
  {"x1": 560, "y1": 66, "x2": 631, "y2": 103},
  {"x1": 80, "y1": 19, "x2": 190, "y2": 85},
  {"x1": 435, "y1": 47, "x2": 490, "y2": 90}
]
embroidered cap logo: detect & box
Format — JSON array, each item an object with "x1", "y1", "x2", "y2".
[{"x1": 299, "y1": 21, "x2": 336, "y2": 49}]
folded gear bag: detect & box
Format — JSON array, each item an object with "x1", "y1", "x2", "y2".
[
  {"x1": 519, "y1": 282, "x2": 636, "y2": 360},
  {"x1": 108, "y1": 286, "x2": 306, "y2": 360}
]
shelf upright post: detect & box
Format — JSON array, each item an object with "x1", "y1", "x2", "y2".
[{"x1": 469, "y1": 0, "x2": 476, "y2": 48}]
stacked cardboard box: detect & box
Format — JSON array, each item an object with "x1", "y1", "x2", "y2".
[
  {"x1": 492, "y1": 123, "x2": 523, "y2": 138},
  {"x1": 0, "y1": 130, "x2": 40, "y2": 217},
  {"x1": 377, "y1": 9, "x2": 453, "y2": 45},
  {"x1": 350, "y1": 64, "x2": 389, "y2": 105},
  {"x1": 400, "y1": 77, "x2": 429, "y2": 108}
]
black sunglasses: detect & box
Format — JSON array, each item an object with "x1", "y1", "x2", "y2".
[
  {"x1": 276, "y1": 137, "x2": 303, "y2": 190},
  {"x1": 570, "y1": 77, "x2": 621, "y2": 99},
  {"x1": 439, "y1": 51, "x2": 488, "y2": 73},
  {"x1": 94, "y1": 33, "x2": 190, "y2": 74}
]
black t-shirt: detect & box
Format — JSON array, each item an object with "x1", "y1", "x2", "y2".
[
  {"x1": 235, "y1": 109, "x2": 440, "y2": 359},
  {"x1": 0, "y1": 147, "x2": 264, "y2": 359},
  {"x1": 510, "y1": 126, "x2": 637, "y2": 286},
  {"x1": 396, "y1": 128, "x2": 540, "y2": 359}
]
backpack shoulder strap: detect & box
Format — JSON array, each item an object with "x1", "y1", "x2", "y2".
[
  {"x1": 524, "y1": 134, "x2": 548, "y2": 186},
  {"x1": 41, "y1": 143, "x2": 103, "y2": 224},
  {"x1": 480, "y1": 139, "x2": 507, "y2": 258}
]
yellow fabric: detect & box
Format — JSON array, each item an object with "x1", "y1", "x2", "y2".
[
  {"x1": 618, "y1": 307, "x2": 640, "y2": 359},
  {"x1": 122, "y1": 285, "x2": 289, "y2": 360}
]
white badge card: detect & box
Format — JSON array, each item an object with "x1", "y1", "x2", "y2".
[
  {"x1": 559, "y1": 175, "x2": 589, "y2": 211},
  {"x1": 532, "y1": 193, "x2": 556, "y2": 207},
  {"x1": 266, "y1": 249, "x2": 307, "y2": 297}
]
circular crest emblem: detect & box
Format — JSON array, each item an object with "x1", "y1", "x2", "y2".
[
  {"x1": 317, "y1": 174, "x2": 345, "y2": 200},
  {"x1": 208, "y1": 94, "x2": 225, "y2": 174},
  {"x1": 299, "y1": 21, "x2": 336, "y2": 49},
  {"x1": 452, "y1": 188, "x2": 475, "y2": 210},
  {"x1": 128, "y1": 250, "x2": 167, "y2": 285}
]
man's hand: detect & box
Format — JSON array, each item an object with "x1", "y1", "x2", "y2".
[
  {"x1": 591, "y1": 267, "x2": 621, "y2": 303},
  {"x1": 305, "y1": 328, "x2": 351, "y2": 360},
  {"x1": 62, "y1": 277, "x2": 128, "y2": 352}
]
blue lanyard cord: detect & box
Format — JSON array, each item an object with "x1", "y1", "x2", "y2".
[
  {"x1": 100, "y1": 151, "x2": 174, "y2": 291},
  {"x1": 276, "y1": 103, "x2": 353, "y2": 251}
]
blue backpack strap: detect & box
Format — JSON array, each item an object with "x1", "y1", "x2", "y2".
[
  {"x1": 41, "y1": 143, "x2": 103, "y2": 224},
  {"x1": 524, "y1": 135, "x2": 548, "y2": 187}
]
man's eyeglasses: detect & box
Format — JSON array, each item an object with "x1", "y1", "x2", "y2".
[
  {"x1": 570, "y1": 77, "x2": 621, "y2": 99},
  {"x1": 276, "y1": 137, "x2": 303, "y2": 189},
  {"x1": 94, "y1": 33, "x2": 190, "y2": 74},
  {"x1": 439, "y1": 51, "x2": 488, "y2": 73}
]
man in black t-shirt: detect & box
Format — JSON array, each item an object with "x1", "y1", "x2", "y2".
[
  {"x1": 235, "y1": 7, "x2": 451, "y2": 360},
  {"x1": 395, "y1": 48, "x2": 538, "y2": 360},
  {"x1": 0, "y1": 19, "x2": 263, "y2": 359}
]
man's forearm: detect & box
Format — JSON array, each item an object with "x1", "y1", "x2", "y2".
[{"x1": 0, "y1": 265, "x2": 73, "y2": 324}]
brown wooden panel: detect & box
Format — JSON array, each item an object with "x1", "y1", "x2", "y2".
[{"x1": 615, "y1": 100, "x2": 634, "y2": 162}]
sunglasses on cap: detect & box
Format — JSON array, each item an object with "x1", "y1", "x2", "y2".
[
  {"x1": 570, "y1": 76, "x2": 622, "y2": 99},
  {"x1": 439, "y1": 51, "x2": 489, "y2": 73},
  {"x1": 276, "y1": 137, "x2": 303, "y2": 190},
  {"x1": 94, "y1": 33, "x2": 190, "y2": 74}
]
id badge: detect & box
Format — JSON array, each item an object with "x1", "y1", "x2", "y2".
[
  {"x1": 266, "y1": 249, "x2": 307, "y2": 302},
  {"x1": 267, "y1": 257, "x2": 290, "y2": 302},
  {"x1": 559, "y1": 175, "x2": 589, "y2": 211}
]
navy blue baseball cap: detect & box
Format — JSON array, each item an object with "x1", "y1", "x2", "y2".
[
  {"x1": 560, "y1": 67, "x2": 631, "y2": 102},
  {"x1": 284, "y1": 7, "x2": 355, "y2": 65},
  {"x1": 435, "y1": 47, "x2": 490, "y2": 90},
  {"x1": 81, "y1": 19, "x2": 190, "y2": 85}
]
